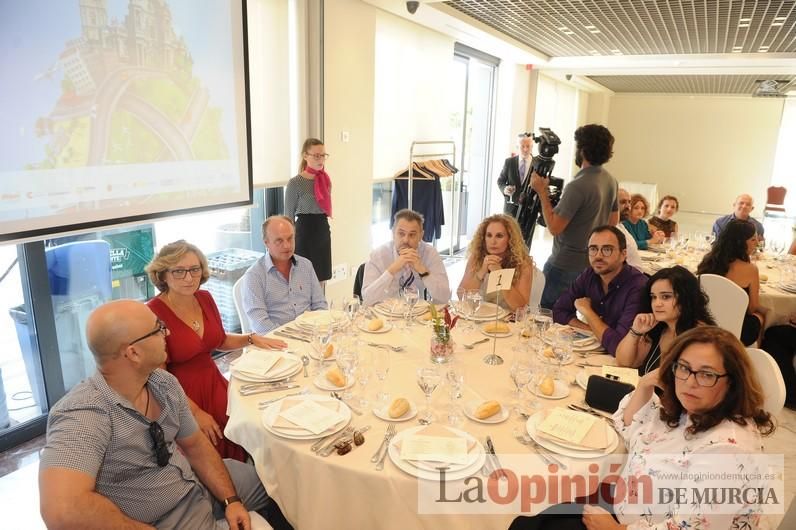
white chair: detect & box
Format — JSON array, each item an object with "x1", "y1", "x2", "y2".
[
  {"x1": 249, "y1": 511, "x2": 274, "y2": 530},
  {"x1": 698, "y1": 274, "x2": 748, "y2": 340},
  {"x1": 232, "y1": 277, "x2": 251, "y2": 334},
  {"x1": 746, "y1": 347, "x2": 786, "y2": 416},
  {"x1": 529, "y1": 264, "x2": 546, "y2": 309}
]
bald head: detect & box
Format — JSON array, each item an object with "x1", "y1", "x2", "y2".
[
  {"x1": 733, "y1": 194, "x2": 754, "y2": 220},
  {"x1": 618, "y1": 188, "x2": 631, "y2": 221},
  {"x1": 86, "y1": 300, "x2": 157, "y2": 364}
]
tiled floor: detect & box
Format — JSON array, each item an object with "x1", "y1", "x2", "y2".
[{"x1": 3, "y1": 211, "x2": 794, "y2": 527}]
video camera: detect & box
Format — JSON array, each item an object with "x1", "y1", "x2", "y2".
[{"x1": 515, "y1": 127, "x2": 565, "y2": 247}]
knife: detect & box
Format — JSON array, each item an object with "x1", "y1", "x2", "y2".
[
  {"x1": 274, "y1": 331, "x2": 310, "y2": 343},
  {"x1": 239, "y1": 383, "x2": 299, "y2": 396},
  {"x1": 485, "y1": 436, "x2": 507, "y2": 479}
]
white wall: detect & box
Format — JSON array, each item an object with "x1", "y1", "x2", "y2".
[{"x1": 606, "y1": 94, "x2": 784, "y2": 214}]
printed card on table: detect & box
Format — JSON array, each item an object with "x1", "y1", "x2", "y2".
[
  {"x1": 486, "y1": 268, "x2": 515, "y2": 294},
  {"x1": 536, "y1": 408, "x2": 596, "y2": 445},
  {"x1": 400, "y1": 435, "x2": 469, "y2": 465}
]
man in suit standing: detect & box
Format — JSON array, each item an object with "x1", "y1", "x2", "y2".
[{"x1": 497, "y1": 133, "x2": 533, "y2": 216}]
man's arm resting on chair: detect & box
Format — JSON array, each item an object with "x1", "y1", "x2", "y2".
[{"x1": 39, "y1": 467, "x2": 154, "y2": 530}]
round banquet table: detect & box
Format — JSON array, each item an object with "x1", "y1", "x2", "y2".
[
  {"x1": 638, "y1": 249, "x2": 796, "y2": 329},
  {"x1": 225, "y1": 314, "x2": 626, "y2": 530}
]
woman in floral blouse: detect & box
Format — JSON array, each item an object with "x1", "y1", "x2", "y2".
[{"x1": 510, "y1": 326, "x2": 775, "y2": 530}]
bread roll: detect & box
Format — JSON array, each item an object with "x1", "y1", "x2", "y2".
[
  {"x1": 474, "y1": 400, "x2": 501, "y2": 419},
  {"x1": 521, "y1": 328, "x2": 533, "y2": 338},
  {"x1": 419, "y1": 312, "x2": 432, "y2": 321},
  {"x1": 323, "y1": 343, "x2": 335, "y2": 359},
  {"x1": 539, "y1": 376, "x2": 555, "y2": 396},
  {"x1": 759, "y1": 273, "x2": 768, "y2": 282},
  {"x1": 484, "y1": 322, "x2": 510, "y2": 334},
  {"x1": 325, "y1": 366, "x2": 346, "y2": 387},
  {"x1": 543, "y1": 347, "x2": 555, "y2": 358},
  {"x1": 367, "y1": 318, "x2": 384, "y2": 331},
  {"x1": 388, "y1": 398, "x2": 410, "y2": 418}
]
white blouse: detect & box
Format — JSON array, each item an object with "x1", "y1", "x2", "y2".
[{"x1": 611, "y1": 393, "x2": 771, "y2": 530}]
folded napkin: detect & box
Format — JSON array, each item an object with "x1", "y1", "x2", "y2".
[
  {"x1": 271, "y1": 398, "x2": 346, "y2": 435},
  {"x1": 397, "y1": 425, "x2": 476, "y2": 467},
  {"x1": 231, "y1": 352, "x2": 282, "y2": 378},
  {"x1": 535, "y1": 409, "x2": 609, "y2": 450}
]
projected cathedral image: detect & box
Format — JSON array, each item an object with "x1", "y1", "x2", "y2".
[{"x1": 35, "y1": 0, "x2": 227, "y2": 168}]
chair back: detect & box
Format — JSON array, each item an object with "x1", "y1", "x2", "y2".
[
  {"x1": 765, "y1": 185, "x2": 787, "y2": 215},
  {"x1": 353, "y1": 263, "x2": 366, "y2": 300},
  {"x1": 529, "y1": 264, "x2": 546, "y2": 309},
  {"x1": 232, "y1": 277, "x2": 250, "y2": 334},
  {"x1": 698, "y1": 274, "x2": 748, "y2": 339},
  {"x1": 746, "y1": 347, "x2": 786, "y2": 415}
]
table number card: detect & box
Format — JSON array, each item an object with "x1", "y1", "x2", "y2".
[
  {"x1": 536, "y1": 408, "x2": 596, "y2": 445},
  {"x1": 486, "y1": 268, "x2": 515, "y2": 294},
  {"x1": 400, "y1": 434, "x2": 469, "y2": 465},
  {"x1": 601, "y1": 366, "x2": 640, "y2": 387}
]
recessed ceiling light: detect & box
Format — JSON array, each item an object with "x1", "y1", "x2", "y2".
[
  {"x1": 611, "y1": 49, "x2": 622, "y2": 55},
  {"x1": 589, "y1": 50, "x2": 600, "y2": 55},
  {"x1": 739, "y1": 17, "x2": 752, "y2": 22},
  {"x1": 773, "y1": 16, "x2": 787, "y2": 21},
  {"x1": 584, "y1": 25, "x2": 597, "y2": 29},
  {"x1": 732, "y1": 46, "x2": 743, "y2": 52},
  {"x1": 772, "y1": 21, "x2": 784, "y2": 26},
  {"x1": 558, "y1": 26, "x2": 568, "y2": 31},
  {"x1": 758, "y1": 46, "x2": 770, "y2": 53},
  {"x1": 739, "y1": 23, "x2": 750, "y2": 28}
]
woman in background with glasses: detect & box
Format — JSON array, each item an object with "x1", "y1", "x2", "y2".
[
  {"x1": 146, "y1": 240, "x2": 286, "y2": 461},
  {"x1": 615, "y1": 266, "x2": 715, "y2": 375},
  {"x1": 285, "y1": 137, "x2": 333, "y2": 285},
  {"x1": 697, "y1": 219, "x2": 767, "y2": 346},
  {"x1": 457, "y1": 214, "x2": 533, "y2": 310},
  {"x1": 510, "y1": 326, "x2": 775, "y2": 530}
]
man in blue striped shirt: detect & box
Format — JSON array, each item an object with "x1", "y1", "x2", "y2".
[{"x1": 241, "y1": 216, "x2": 327, "y2": 333}]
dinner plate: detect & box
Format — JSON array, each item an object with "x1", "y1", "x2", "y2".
[
  {"x1": 537, "y1": 350, "x2": 574, "y2": 366},
  {"x1": 463, "y1": 400, "x2": 510, "y2": 424},
  {"x1": 530, "y1": 379, "x2": 570, "y2": 400},
  {"x1": 308, "y1": 347, "x2": 337, "y2": 361},
  {"x1": 388, "y1": 426, "x2": 487, "y2": 481},
  {"x1": 463, "y1": 302, "x2": 510, "y2": 322},
  {"x1": 294, "y1": 310, "x2": 349, "y2": 330},
  {"x1": 525, "y1": 411, "x2": 619, "y2": 459},
  {"x1": 372, "y1": 400, "x2": 418, "y2": 422},
  {"x1": 261, "y1": 395, "x2": 351, "y2": 440},
  {"x1": 230, "y1": 353, "x2": 303, "y2": 382},
  {"x1": 313, "y1": 373, "x2": 355, "y2": 391},
  {"x1": 357, "y1": 320, "x2": 393, "y2": 334},
  {"x1": 373, "y1": 300, "x2": 429, "y2": 317}
]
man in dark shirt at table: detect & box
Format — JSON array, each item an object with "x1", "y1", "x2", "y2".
[{"x1": 552, "y1": 225, "x2": 647, "y2": 355}]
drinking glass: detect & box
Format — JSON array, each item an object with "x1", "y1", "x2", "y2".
[
  {"x1": 509, "y1": 356, "x2": 532, "y2": 417},
  {"x1": 505, "y1": 185, "x2": 516, "y2": 205},
  {"x1": 372, "y1": 349, "x2": 390, "y2": 404},
  {"x1": 445, "y1": 360, "x2": 466, "y2": 426},
  {"x1": 355, "y1": 350, "x2": 371, "y2": 408},
  {"x1": 552, "y1": 329, "x2": 573, "y2": 378},
  {"x1": 465, "y1": 290, "x2": 482, "y2": 331},
  {"x1": 402, "y1": 285, "x2": 420, "y2": 328},
  {"x1": 533, "y1": 308, "x2": 553, "y2": 340},
  {"x1": 416, "y1": 366, "x2": 442, "y2": 425},
  {"x1": 345, "y1": 297, "x2": 361, "y2": 334},
  {"x1": 513, "y1": 306, "x2": 530, "y2": 346},
  {"x1": 336, "y1": 350, "x2": 358, "y2": 400},
  {"x1": 311, "y1": 323, "x2": 333, "y2": 374}
]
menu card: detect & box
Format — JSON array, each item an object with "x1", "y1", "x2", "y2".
[
  {"x1": 276, "y1": 400, "x2": 345, "y2": 434},
  {"x1": 536, "y1": 408, "x2": 596, "y2": 445},
  {"x1": 601, "y1": 366, "x2": 639, "y2": 387},
  {"x1": 400, "y1": 434, "x2": 469, "y2": 465}
]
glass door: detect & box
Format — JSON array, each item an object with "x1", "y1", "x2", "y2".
[{"x1": 439, "y1": 47, "x2": 498, "y2": 255}]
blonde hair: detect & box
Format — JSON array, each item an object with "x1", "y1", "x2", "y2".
[
  {"x1": 466, "y1": 215, "x2": 531, "y2": 285},
  {"x1": 299, "y1": 138, "x2": 324, "y2": 172},
  {"x1": 145, "y1": 240, "x2": 210, "y2": 293}
]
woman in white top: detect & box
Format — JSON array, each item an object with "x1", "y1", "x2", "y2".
[
  {"x1": 510, "y1": 326, "x2": 775, "y2": 530},
  {"x1": 457, "y1": 214, "x2": 532, "y2": 310}
]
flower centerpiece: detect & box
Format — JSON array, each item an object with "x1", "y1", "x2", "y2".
[{"x1": 428, "y1": 304, "x2": 459, "y2": 364}]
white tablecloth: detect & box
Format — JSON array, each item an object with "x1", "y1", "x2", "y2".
[{"x1": 225, "y1": 319, "x2": 624, "y2": 530}]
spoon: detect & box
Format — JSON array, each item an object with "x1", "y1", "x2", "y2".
[
  {"x1": 462, "y1": 338, "x2": 490, "y2": 349},
  {"x1": 301, "y1": 355, "x2": 310, "y2": 377}
]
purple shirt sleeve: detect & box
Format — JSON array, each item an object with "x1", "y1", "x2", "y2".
[
  {"x1": 600, "y1": 274, "x2": 647, "y2": 354},
  {"x1": 552, "y1": 270, "x2": 588, "y2": 324}
]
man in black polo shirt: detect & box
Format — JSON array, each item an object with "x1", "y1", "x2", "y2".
[{"x1": 39, "y1": 299, "x2": 290, "y2": 530}]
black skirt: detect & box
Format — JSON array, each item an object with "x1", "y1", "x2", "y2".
[{"x1": 295, "y1": 214, "x2": 332, "y2": 281}]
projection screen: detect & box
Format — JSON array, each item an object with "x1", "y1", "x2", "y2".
[{"x1": 0, "y1": 0, "x2": 252, "y2": 243}]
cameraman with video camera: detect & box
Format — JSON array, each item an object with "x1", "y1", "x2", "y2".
[{"x1": 531, "y1": 124, "x2": 619, "y2": 309}]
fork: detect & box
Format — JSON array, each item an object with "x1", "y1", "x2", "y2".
[
  {"x1": 511, "y1": 429, "x2": 567, "y2": 470},
  {"x1": 331, "y1": 391, "x2": 363, "y2": 415},
  {"x1": 375, "y1": 426, "x2": 397, "y2": 471},
  {"x1": 367, "y1": 342, "x2": 405, "y2": 352},
  {"x1": 370, "y1": 424, "x2": 396, "y2": 462},
  {"x1": 462, "y1": 338, "x2": 490, "y2": 349},
  {"x1": 310, "y1": 426, "x2": 353, "y2": 452}
]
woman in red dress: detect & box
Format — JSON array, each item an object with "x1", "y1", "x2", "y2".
[{"x1": 145, "y1": 240, "x2": 286, "y2": 461}]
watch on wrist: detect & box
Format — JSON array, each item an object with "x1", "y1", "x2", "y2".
[
  {"x1": 418, "y1": 271, "x2": 429, "y2": 278},
  {"x1": 247, "y1": 333, "x2": 255, "y2": 345},
  {"x1": 224, "y1": 495, "x2": 242, "y2": 508}
]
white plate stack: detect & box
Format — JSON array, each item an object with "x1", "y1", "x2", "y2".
[
  {"x1": 462, "y1": 302, "x2": 510, "y2": 322},
  {"x1": 525, "y1": 409, "x2": 619, "y2": 459},
  {"x1": 230, "y1": 351, "x2": 303, "y2": 383},
  {"x1": 373, "y1": 299, "x2": 429, "y2": 318},
  {"x1": 388, "y1": 425, "x2": 486, "y2": 480},
  {"x1": 777, "y1": 281, "x2": 796, "y2": 294},
  {"x1": 261, "y1": 394, "x2": 351, "y2": 440},
  {"x1": 294, "y1": 310, "x2": 349, "y2": 332}
]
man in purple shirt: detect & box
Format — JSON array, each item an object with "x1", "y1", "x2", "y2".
[{"x1": 553, "y1": 225, "x2": 647, "y2": 354}]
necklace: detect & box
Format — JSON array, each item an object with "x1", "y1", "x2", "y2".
[
  {"x1": 166, "y1": 293, "x2": 201, "y2": 333},
  {"x1": 191, "y1": 319, "x2": 201, "y2": 332}
]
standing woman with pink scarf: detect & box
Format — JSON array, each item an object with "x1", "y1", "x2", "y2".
[{"x1": 285, "y1": 138, "x2": 333, "y2": 284}]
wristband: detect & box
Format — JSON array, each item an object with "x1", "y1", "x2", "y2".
[
  {"x1": 629, "y1": 328, "x2": 643, "y2": 337},
  {"x1": 247, "y1": 333, "x2": 255, "y2": 345},
  {"x1": 224, "y1": 495, "x2": 242, "y2": 508},
  {"x1": 418, "y1": 271, "x2": 429, "y2": 278}
]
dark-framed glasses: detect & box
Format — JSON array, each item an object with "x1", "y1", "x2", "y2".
[
  {"x1": 130, "y1": 320, "x2": 167, "y2": 345},
  {"x1": 168, "y1": 266, "x2": 202, "y2": 279},
  {"x1": 671, "y1": 361, "x2": 728, "y2": 388},
  {"x1": 307, "y1": 153, "x2": 329, "y2": 160},
  {"x1": 587, "y1": 245, "x2": 616, "y2": 257},
  {"x1": 148, "y1": 421, "x2": 171, "y2": 467}
]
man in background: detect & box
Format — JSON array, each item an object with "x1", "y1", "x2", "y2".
[
  {"x1": 712, "y1": 193, "x2": 765, "y2": 242},
  {"x1": 616, "y1": 187, "x2": 643, "y2": 272},
  {"x1": 531, "y1": 124, "x2": 619, "y2": 309},
  {"x1": 497, "y1": 133, "x2": 533, "y2": 216}
]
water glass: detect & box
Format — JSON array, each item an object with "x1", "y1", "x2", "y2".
[
  {"x1": 311, "y1": 323, "x2": 333, "y2": 374},
  {"x1": 336, "y1": 350, "x2": 358, "y2": 400},
  {"x1": 444, "y1": 361, "x2": 466, "y2": 426},
  {"x1": 417, "y1": 366, "x2": 441, "y2": 425},
  {"x1": 533, "y1": 308, "x2": 553, "y2": 340},
  {"x1": 372, "y1": 349, "x2": 390, "y2": 404},
  {"x1": 509, "y1": 357, "x2": 532, "y2": 417},
  {"x1": 402, "y1": 285, "x2": 420, "y2": 327}
]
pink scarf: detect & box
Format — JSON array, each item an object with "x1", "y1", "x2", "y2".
[{"x1": 306, "y1": 166, "x2": 332, "y2": 217}]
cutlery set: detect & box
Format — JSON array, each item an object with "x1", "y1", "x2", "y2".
[
  {"x1": 371, "y1": 424, "x2": 397, "y2": 470},
  {"x1": 330, "y1": 391, "x2": 363, "y2": 415},
  {"x1": 239, "y1": 381, "x2": 300, "y2": 396},
  {"x1": 483, "y1": 436, "x2": 507, "y2": 479},
  {"x1": 512, "y1": 429, "x2": 568, "y2": 470}
]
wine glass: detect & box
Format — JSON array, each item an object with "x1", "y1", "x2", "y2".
[
  {"x1": 513, "y1": 306, "x2": 529, "y2": 346},
  {"x1": 372, "y1": 349, "x2": 390, "y2": 404},
  {"x1": 465, "y1": 290, "x2": 482, "y2": 331},
  {"x1": 552, "y1": 329, "x2": 573, "y2": 378},
  {"x1": 311, "y1": 323, "x2": 333, "y2": 374},
  {"x1": 336, "y1": 350, "x2": 358, "y2": 400},
  {"x1": 509, "y1": 355, "x2": 532, "y2": 417},
  {"x1": 505, "y1": 184, "x2": 516, "y2": 205},
  {"x1": 402, "y1": 284, "x2": 419, "y2": 328},
  {"x1": 416, "y1": 366, "x2": 441, "y2": 425},
  {"x1": 533, "y1": 308, "x2": 553, "y2": 341},
  {"x1": 445, "y1": 361, "x2": 466, "y2": 426},
  {"x1": 355, "y1": 350, "x2": 371, "y2": 408},
  {"x1": 345, "y1": 297, "x2": 361, "y2": 334}
]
